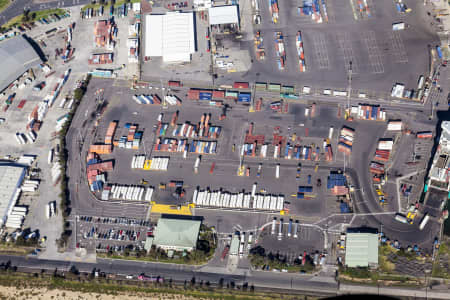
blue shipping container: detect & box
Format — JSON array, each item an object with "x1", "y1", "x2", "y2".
[
  {"x1": 238, "y1": 93, "x2": 251, "y2": 102},
  {"x1": 340, "y1": 202, "x2": 349, "y2": 213},
  {"x1": 437, "y1": 46, "x2": 443, "y2": 59}
]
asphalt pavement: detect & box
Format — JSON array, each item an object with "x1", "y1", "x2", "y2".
[{"x1": 0, "y1": 0, "x2": 91, "y2": 26}]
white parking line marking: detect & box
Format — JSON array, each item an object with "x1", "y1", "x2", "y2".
[
  {"x1": 362, "y1": 31, "x2": 384, "y2": 74},
  {"x1": 336, "y1": 32, "x2": 358, "y2": 74},
  {"x1": 313, "y1": 33, "x2": 330, "y2": 70},
  {"x1": 388, "y1": 31, "x2": 408, "y2": 63}
]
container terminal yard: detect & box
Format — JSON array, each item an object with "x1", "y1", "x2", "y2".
[{"x1": 0, "y1": 0, "x2": 448, "y2": 297}]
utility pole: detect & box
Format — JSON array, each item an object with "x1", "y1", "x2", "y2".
[{"x1": 346, "y1": 61, "x2": 352, "y2": 117}]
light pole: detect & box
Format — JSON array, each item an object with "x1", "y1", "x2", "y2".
[{"x1": 424, "y1": 269, "x2": 431, "y2": 299}]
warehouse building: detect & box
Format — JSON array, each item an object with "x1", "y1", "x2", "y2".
[
  {"x1": 208, "y1": 5, "x2": 239, "y2": 26},
  {"x1": 144, "y1": 12, "x2": 196, "y2": 63},
  {"x1": 0, "y1": 163, "x2": 26, "y2": 226},
  {"x1": 345, "y1": 228, "x2": 379, "y2": 268},
  {"x1": 0, "y1": 35, "x2": 42, "y2": 93},
  {"x1": 152, "y1": 215, "x2": 202, "y2": 251}
]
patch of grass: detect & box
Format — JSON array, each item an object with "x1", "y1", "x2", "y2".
[
  {"x1": 0, "y1": 0, "x2": 10, "y2": 14},
  {"x1": 0, "y1": 271, "x2": 314, "y2": 300},
  {"x1": 432, "y1": 239, "x2": 450, "y2": 279},
  {"x1": 0, "y1": 8, "x2": 66, "y2": 31},
  {"x1": 81, "y1": 0, "x2": 140, "y2": 12}
]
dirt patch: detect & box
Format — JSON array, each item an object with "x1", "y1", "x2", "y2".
[{"x1": 0, "y1": 286, "x2": 203, "y2": 300}]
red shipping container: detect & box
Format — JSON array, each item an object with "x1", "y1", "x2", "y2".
[
  {"x1": 233, "y1": 82, "x2": 250, "y2": 89},
  {"x1": 17, "y1": 100, "x2": 26, "y2": 109},
  {"x1": 212, "y1": 90, "x2": 225, "y2": 98},
  {"x1": 188, "y1": 89, "x2": 200, "y2": 100}
]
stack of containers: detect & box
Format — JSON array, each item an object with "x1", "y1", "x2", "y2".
[
  {"x1": 6, "y1": 205, "x2": 26, "y2": 229},
  {"x1": 254, "y1": 31, "x2": 265, "y2": 60},
  {"x1": 274, "y1": 31, "x2": 286, "y2": 70},
  {"x1": 21, "y1": 179, "x2": 39, "y2": 193},
  {"x1": 370, "y1": 162, "x2": 385, "y2": 174},
  {"x1": 89, "y1": 144, "x2": 112, "y2": 154},
  {"x1": 109, "y1": 184, "x2": 151, "y2": 201},
  {"x1": 338, "y1": 126, "x2": 354, "y2": 155},
  {"x1": 149, "y1": 157, "x2": 169, "y2": 171},
  {"x1": 269, "y1": 0, "x2": 279, "y2": 23},
  {"x1": 131, "y1": 154, "x2": 146, "y2": 169},
  {"x1": 327, "y1": 173, "x2": 348, "y2": 195},
  {"x1": 374, "y1": 139, "x2": 393, "y2": 162},
  {"x1": 325, "y1": 143, "x2": 333, "y2": 161},
  {"x1": 357, "y1": 105, "x2": 386, "y2": 121},
  {"x1": 193, "y1": 188, "x2": 278, "y2": 210},
  {"x1": 104, "y1": 121, "x2": 117, "y2": 144},
  {"x1": 133, "y1": 132, "x2": 142, "y2": 149},
  {"x1": 296, "y1": 31, "x2": 306, "y2": 72},
  {"x1": 17, "y1": 155, "x2": 36, "y2": 166}
]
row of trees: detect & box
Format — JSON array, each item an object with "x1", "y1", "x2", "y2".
[{"x1": 56, "y1": 75, "x2": 91, "y2": 251}]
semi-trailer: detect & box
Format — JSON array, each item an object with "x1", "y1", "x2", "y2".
[
  {"x1": 293, "y1": 220, "x2": 299, "y2": 238},
  {"x1": 277, "y1": 218, "x2": 283, "y2": 240}
]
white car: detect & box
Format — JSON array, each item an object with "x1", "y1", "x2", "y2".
[{"x1": 126, "y1": 275, "x2": 133, "y2": 279}]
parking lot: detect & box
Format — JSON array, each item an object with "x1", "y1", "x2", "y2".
[{"x1": 215, "y1": 0, "x2": 438, "y2": 100}]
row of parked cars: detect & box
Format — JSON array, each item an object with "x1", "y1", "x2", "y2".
[
  {"x1": 78, "y1": 216, "x2": 150, "y2": 227},
  {"x1": 83, "y1": 227, "x2": 143, "y2": 241}
]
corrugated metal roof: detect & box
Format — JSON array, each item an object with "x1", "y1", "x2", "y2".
[
  {"x1": 345, "y1": 233, "x2": 379, "y2": 267},
  {"x1": 153, "y1": 217, "x2": 201, "y2": 250},
  {"x1": 0, "y1": 36, "x2": 42, "y2": 92},
  {"x1": 0, "y1": 164, "x2": 26, "y2": 225},
  {"x1": 208, "y1": 5, "x2": 239, "y2": 25},
  {"x1": 144, "y1": 12, "x2": 196, "y2": 62}
]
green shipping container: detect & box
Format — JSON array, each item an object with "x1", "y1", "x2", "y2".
[
  {"x1": 255, "y1": 82, "x2": 267, "y2": 90},
  {"x1": 268, "y1": 83, "x2": 281, "y2": 92},
  {"x1": 225, "y1": 91, "x2": 239, "y2": 98},
  {"x1": 282, "y1": 85, "x2": 295, "y2": 93}
]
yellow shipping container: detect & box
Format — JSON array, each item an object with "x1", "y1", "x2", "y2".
[{"x1": 143, "y1": 160, "x2": 152, "y2": 170}]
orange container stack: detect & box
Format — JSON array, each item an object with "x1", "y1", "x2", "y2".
[
  {"x1": 105, "y1": 121, "x2": 118, "y2": 144},
  {"x1": 89, "y1": 144, "x2": 112, "y2": 154}
]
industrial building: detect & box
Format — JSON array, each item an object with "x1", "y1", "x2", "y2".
[
  {"x1": 144, "y1": 12, "x2": 196, "y2": 63},
  {"x1": 0, "y1": 163, "x2": 26, "y2": 226},
  {"x1": 152, "y1": 215, "x2": 202, "y2": 251},
  {"x1": 0, "y1": 35, "x2": 42, "y2": 93},
  {"x1": 208, "y1": 5, "x2": 239, "y2": 26},
  {"x1": 426, "y1": 121, "x2": 450, "y2": 191},
  {"x1": 344, "y1": 228, "x2": 379, "y2": 268}
]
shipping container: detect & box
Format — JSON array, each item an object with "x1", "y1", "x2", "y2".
[{"x1": 233, "y1": 82, "x2": 250, "y2": 89}]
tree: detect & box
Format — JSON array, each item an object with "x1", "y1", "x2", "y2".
[{"x1": 22, "y1": 9, "x2": 30, "y2": 22}]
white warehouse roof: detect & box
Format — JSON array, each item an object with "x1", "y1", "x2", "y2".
[
  {"x1": 208, "y1": 5, "x2": 239, "y2": 25},
  {"x1": 0, "y1": 164, "x2": 26, "y2": 225},
  {"x1": 144, "y1": 12, "x2": 196, "y2": 63}
]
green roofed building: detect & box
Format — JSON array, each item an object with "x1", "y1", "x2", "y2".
[
  {"x1": 152, "y1": 216, "x2": 202, "y2": 251},
  {"x1": 344, "y1": 228, "x2": 379, "y2": 268}
]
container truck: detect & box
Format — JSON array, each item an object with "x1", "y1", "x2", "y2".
[
  {"x1": 275, "y1": 164, "x2": 280, "y2": 179},
  {"x1": 287, "y1": 219, "x2": 292, "y2": 237},
  {"x1": 419, "y1": 213, "x2": 429, "y2": 230},
  {"x1": 394, "y1": 213, "x2": 408, "y2": 224},
  {"x1": 271, "y1": 217, "x2": 276, "y2": 235},
  {"x1": 277, "y1": 219, "x2": 283, "y2": 240},
  {"x1": 48, "y1": 149, "x2": 54, "y2": 164},
  {"x1": 293, "y1": 220, "x2": 299, "y2": 238}
]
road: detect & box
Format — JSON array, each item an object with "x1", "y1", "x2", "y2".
[
  {"x1": 0, "y1": 254, "x2": 339, "y2": 296},
  {"x1": 0, "y1": 0, "x2": 90, "y2": 26},
  {"x1": 2, "y1": 254, "x2": 450, "y2": 299}
]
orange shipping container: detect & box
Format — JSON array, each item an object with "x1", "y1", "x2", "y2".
[{"x1": 89, "y1": 144, "x2": 112, "y2": 154}]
